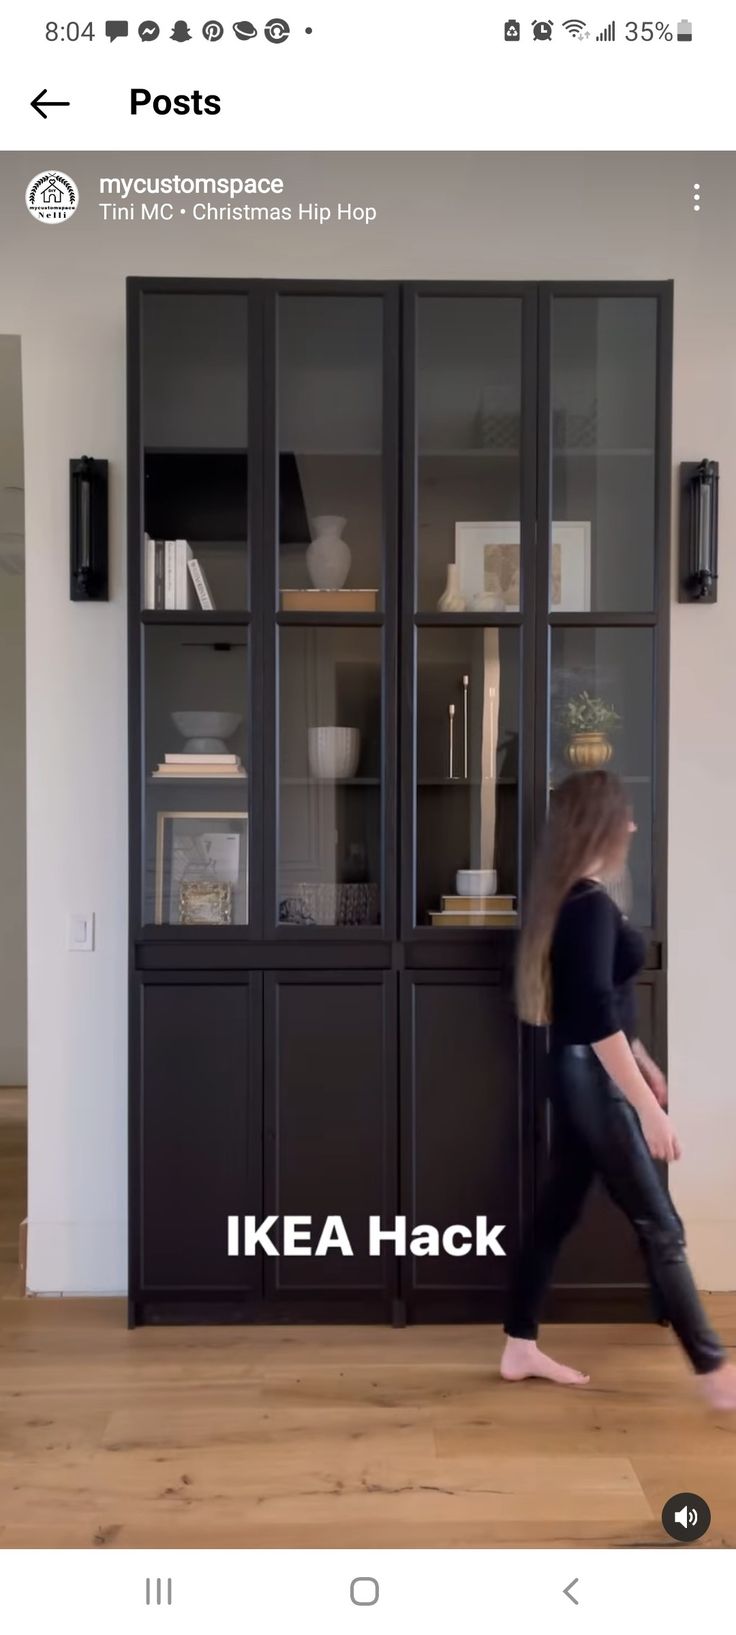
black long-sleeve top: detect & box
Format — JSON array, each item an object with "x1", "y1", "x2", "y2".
[{"x1": 549, "y1": 880, "x2": 646, "y2": 1048}]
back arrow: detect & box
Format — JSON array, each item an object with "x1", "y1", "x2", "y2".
[
  {"x1": 563, "y1": 1579, "x2": 579, "y2": 1605},
  {"x1": 31, "y1": 90, "x2": 71, "y2": 119}
]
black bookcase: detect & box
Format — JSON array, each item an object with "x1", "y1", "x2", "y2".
[{"x1": 127, "y1": 278, "x2": 673, "y2": 1326}]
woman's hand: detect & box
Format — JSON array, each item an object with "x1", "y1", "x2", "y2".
[
  {"x1": 633, "y1": 1040, "x2": 668, "y2": 1107},
  {"x1": 640, "y1": 1101, "x2": 682, "y2": 1164}
]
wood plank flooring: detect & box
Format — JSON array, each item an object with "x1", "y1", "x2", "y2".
[{"x1": 1, "y1": 1088, "x2": 735, "y2": 1550}]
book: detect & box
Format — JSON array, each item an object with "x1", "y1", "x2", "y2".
[
  {"x1": 175, "y1": 539, "x2": 193, "y2": 610},
  {"x1": 441, "y1": 894, "x2": 516, "y2": 913},
  {"x1": 165, "y1": 753, "x2": 239, "y2": 765},
  {"x1": 152, "y1": 754, "x2": 246, "y2": 780},
  {"x1": 154, "y1": 540, "x2": 165, "y2": 610},
  {"x1": 143, "y1": 534, "x2": 155, "y2": 609},
  {"x1": 280, "y1": 588, "x2": 379, "y2": 613},
  {"x1": 164, "y1": 540, "x2": 177, "y2": 609},
  {"x1": 188, "y1": 557, "x2": 215, "y2": 611},
  {"x1": 152, "y1": 765, "x2": 246, "y2": 779},
  {"x1": 429, "y1": 910, "x2": 518, "y2": 928}
]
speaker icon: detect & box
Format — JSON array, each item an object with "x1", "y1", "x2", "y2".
[{"x1": 662, "y1": 1491, "x2": 711, "y2": 1542}]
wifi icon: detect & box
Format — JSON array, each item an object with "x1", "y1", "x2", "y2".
[{"x1": 563, "y1": 18, "x2": 588, "y2": 35}]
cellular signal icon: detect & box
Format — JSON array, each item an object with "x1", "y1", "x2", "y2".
[{"x1": 596, "y1": 20, "x2": 615, "y2": 39}]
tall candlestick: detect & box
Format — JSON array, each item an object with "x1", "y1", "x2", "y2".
[
  {"x1": 448, "y1": 704, "x2": 455, "y2": 780},
  {"x1": 462, "y1": 673, "x2": 469, "y2": 779}
]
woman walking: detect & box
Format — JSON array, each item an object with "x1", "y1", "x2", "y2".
[{"x1": 501, "y1": 770, "x2": 736, "y2": 1409}]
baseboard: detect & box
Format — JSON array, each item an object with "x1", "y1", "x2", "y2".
[{"x1": 18, "y1": 1216, "x2": 27, "y2": 1288}]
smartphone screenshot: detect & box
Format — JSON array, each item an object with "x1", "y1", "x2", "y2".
[{"x1": 1, "y1": 2, "x2": 734, "y2": 1627}]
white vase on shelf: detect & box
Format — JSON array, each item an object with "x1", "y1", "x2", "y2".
[
  {"x1": 437, "y1": 563, "x2": 466, "y2": 612},
  {"x1": 306, "y1": 515, "x2": 351, "y2": 590}
]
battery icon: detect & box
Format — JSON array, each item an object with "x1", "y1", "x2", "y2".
[{"x1": 677, "y1": 19, "x2": 693, "y2": 40}]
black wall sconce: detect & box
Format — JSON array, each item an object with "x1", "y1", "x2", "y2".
[
  {"x1": 70, "y1": 456, "x2": 109, "y2": 600},
  {"x1": 680, "y1": 459, "x2": 719, "y2": 603}
]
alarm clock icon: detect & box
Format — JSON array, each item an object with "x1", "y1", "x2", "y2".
[{"x1": 533, "y1": 19, "x2": 553, "y2": 39}]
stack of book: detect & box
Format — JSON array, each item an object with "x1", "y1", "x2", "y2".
[
  {"x1": 280, "y1": 588, "x2": 378, "y2": 612},
  {"x1": 152, "y1": 754, "x2": 246, "y2": 781},
  {"x1": 429, "y1": 893, "x2": 517, "y2": 928},
  {"x1": 143, "y1": 536, "x2": 215, "y2": 611}
]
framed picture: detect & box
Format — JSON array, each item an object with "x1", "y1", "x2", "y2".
[
  {"x1": 154, "y1": 811, "x2": 249, "y2": 926},
  {"x1": 454, "y1": 521, "x2": 591, "y2": 613}
]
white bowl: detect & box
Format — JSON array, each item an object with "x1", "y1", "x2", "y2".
[
  {"x1": 308, "y1": 726, "x2": 361, "y2": 781},
  {"x1": 456, "y1": 868, "x2": 498, "y2": 898},
  {"x1": 172, "y1": 711, "x2": 242, "y2": 754}
]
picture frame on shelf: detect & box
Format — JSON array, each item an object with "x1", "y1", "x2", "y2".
[
  {"x1": 154, "y1": 811, "x2": 249, "y2": 926},
  {"x1": 454, "y1": 520, "x2": 592, "y2": 612}
]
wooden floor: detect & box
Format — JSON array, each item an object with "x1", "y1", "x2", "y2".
[{"x1": 1, "y1": 1089, "x2": 735, "y2": 1550}]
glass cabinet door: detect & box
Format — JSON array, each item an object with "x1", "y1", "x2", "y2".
[
  {"x1": 141, "y1": 291, "x2": 250, "y2": 613},
  {"x1": 274, "y1": 290, "x2": 393, "y2": 932},
  {"x1": 550, "y1": 296, "x2": 658, "y2": 613},
  {"x1": 548, "y1": 291, "x2": 664, "y2": 929},
  {"x1": 411, "y1": 292, "x2": 527, "y2": 931},
  {"x1": 416, "y1": 296, "x2": 523, "y2": 614},
  {"x1": 142, "y1": 626, "x2": 250, "y2": 927},
  {"x1": 416, "y1": 628, "x2": 520, "y2": 927},
  {"x1": 278, "y1": 627, "x2": 382, "y2": 928},
  {"x1": 550, "y1": 626, "x2": 654, "y2": 925},
  {"x1": 277, "y1": 294, "x2": 385, "y2": 612}
]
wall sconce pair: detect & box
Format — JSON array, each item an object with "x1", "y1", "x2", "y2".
[
  {"x1": 680, "y1": 459, "x2": 719, "y2": 603},
  {"x1": 69, "y1": 456, "x2": 108, "y2": 600}
]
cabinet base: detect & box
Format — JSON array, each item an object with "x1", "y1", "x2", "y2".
[{"x1": 129, "y1": 1286, "x2": 652, "y2": 1328}]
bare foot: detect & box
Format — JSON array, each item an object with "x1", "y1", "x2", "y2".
[
  {"x1": 500, "y1": 1336, "x2": 590, "y2": 1387},
  {"x1": 699, "y1": 1361, "x2": 736, "y2": 1411}
]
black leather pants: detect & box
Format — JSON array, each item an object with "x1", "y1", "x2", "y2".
[{"x1": 504, "y1": 1045, "x2": 725, "y2": 1375}]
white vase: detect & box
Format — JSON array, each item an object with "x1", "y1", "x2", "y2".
[
  {"x1": 437, "y1": 563, "x2": 466, "y2": 612},
  {"x1": 306, "y1": 515, "x2": 351, "y2": 591},
  {"x1": 308, "y1": 726, "x2": 361, "y2": 781}
]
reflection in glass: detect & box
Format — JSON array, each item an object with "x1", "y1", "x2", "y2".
[
  {"x1": 551, "y1": 297, "x2": 657, "y2": 612},
  {"x1": 141, "y1": 292, "x2": 249, "y2": 611},
  {"x1": 143, "y1": 626, "x2": 249, "y2": 925},
  {"x1": 278, "y1": 627, "x2": 382, "y2": 927},
  {"x1": 416, "y1": 297, "x2": 523, "y2": 612},
  {"x1": 278, "y1": 296, "x2": 384, "y2": 610},
  {"x1": 416, "y1": 628, "x2": 520, "y2": 927},
  {"x1": 550, "y1": 626, "x2": 654, "y2": 924}
]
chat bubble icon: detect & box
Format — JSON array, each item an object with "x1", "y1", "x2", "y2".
[{"x1": 105, "y1": 19, "x2": 129, "y2": 41}]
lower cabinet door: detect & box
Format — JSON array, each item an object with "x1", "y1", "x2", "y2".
[
  {"x1": 402, "y1": 970, "x2": 521, "y2": 1320},
  {"x1": 264, "y1": 972, "x2": 397, "y2": 1316},
  {"x1": 550, "y1": 980, "x2": 656, "y2": 1311},
  {"x1": 136, "y1": 975, "x2": 262, "y2": 1303}
]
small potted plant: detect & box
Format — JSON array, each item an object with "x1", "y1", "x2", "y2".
[{"x1": 560, "y1": 691, "x2": 621, "y2": 769}]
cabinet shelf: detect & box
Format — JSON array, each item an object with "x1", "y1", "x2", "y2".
[
  {"x1": 141, "y1": 610, "x2": 250, "y2": 626},
  {"x1": 418, "y1": 777, "x2": 518, "y2": 788},
  {"x1": 281, "y1": 776, "x2": 380, "y2": 787},
  {"x1": 147, "y1": 776, "x2": 248, "y2": 786},
  {"x1": 419, "y1": 447, "x2": 654, "y2": 459}
]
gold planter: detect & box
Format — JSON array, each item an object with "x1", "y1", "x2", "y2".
[{"x1": 565, "y1": 731, "x2": 613, "y2": 770}]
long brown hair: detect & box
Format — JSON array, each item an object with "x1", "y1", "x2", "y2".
[{"x1": 515, "y1": 771, "x2": 631, "y2": 1026}]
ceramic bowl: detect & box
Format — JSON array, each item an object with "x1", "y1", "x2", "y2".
[
  {"x1": 455, "y1": 868, "x2": 498, "y2": 898},
  {"x1": 172, "y1": 711, "x2": 243, "y2": 754}
]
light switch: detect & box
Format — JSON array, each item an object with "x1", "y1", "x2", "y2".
[{"x1": 67, "y1": 912, "x2": 95, "y2": 952}]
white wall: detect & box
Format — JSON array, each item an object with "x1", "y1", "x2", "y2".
[
  {"x1": 0, "y1": 335, "x2": 26, "y2": 1086},
  {"x1": 1, "y1": 150, "x2": 734, "y2": 1291}
]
